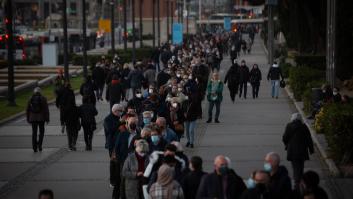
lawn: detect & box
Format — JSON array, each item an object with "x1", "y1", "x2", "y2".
[{"x1": 0, "y1": 75, "x2": 83, "y2": 121}]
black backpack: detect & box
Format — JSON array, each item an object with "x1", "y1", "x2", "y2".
[
  {"x1": 30, "y1": 95, "x2": 42, "y2": 113},
  {"x1": 82, "y1": 84, "x2": 92, "y2": 96}
]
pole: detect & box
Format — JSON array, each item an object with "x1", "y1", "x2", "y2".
[
  {"x1": 139, "y1": 0, "x2": 143, "y2": 48},
  {"x1": 326, "y1": 0, "x2": 336, "y2": 87},
  {"x1": 82, "y1": 0, "x2": 88, "y2": 78},
  {"x1": 167, "y1": 0, "x2": 170, "y2": 42},
  {"x1": 48, "y1": 0, "x2": 52, "y2": 40},
  {"x1": 157, "y1": 0, "x2": 160, "y2": 46},
  {"x1": 5, "y1": 0, "x2": 16, "y2": 106},
  {"x1": 132, "y1": 0, "x2": 136, "y2": 64},
  {"x1": 267, "y1": 4, "x2": 274, "y2": 65},
  {"x1": 123, "y1": 0, "x2": 127, "y2": 51},
  {"x1": 186, "y1": 0, "x2": 189, "y2": 37},
  {"x1": 152, "y1": 0, "x2": 156, "y2": 48},
  {"x1": 198, "y1": 0, "x2": 201, "y2": 32},
  {"x1": 170, "y1": 0, "x2": 174, "y2": 41},
  {"x1": 63, "y1": 0, "x2": 69, "y2": 81},
  {"x1": 110, "y1": 0, "x2": 115, "y2": 55}
]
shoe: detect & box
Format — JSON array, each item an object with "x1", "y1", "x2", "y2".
[
  {"x1": 186, "y1": 142, "x2": 190, "y2": 147},
  {"x1": 85, "y1": 146, "x2": 89, "y2": 151},
  {"x1": 215, "y1": 119, "x2": 220, "y2": 123},
  {"x1": 72, "y1": 147, "x2": 77, "y2": 151},
  {"x1": 206, "y1": 119, "x2": 212, "y2": 123},
  {"x1": 61, "y1": 126, "x2": 65, "y2": 134},
  {"x1": 190, "y1": 144, "x2": 194, "y2": 148},
  {"x1": 276, "y1": 96, "x2": 279, "y2": 99},
  {"x1": 109, "y1": 184, "x2": 115, "y2": 188},
  {"x1": 39, "y1": 147, "x2": 42, "y2": 152},
  {"x1": 33, "y1": 149, "x2": 38, "y2": 153}
]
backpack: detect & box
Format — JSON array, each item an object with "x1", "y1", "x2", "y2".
[
  {"x1": 30, "y1": 95, "x2": 42, "y2": 113},
  {"x1": 82, "y1": 84, "x2": 91, "y2": 96}
]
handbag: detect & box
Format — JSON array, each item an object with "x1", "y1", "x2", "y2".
[{"x1": 280, "y1": 80, "x2": 286, "y2": 88}]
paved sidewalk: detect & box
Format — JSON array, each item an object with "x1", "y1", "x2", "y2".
[{"x1": 0, "y1": 35, "x2": 338, "y2": 199}]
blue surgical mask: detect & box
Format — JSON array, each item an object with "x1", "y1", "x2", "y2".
[
  {"x1": 218, "y1": 166, "x2": 228, "y2": 176},
  {"x1": 151, "y1": 135, "x2": 160, "y2": 145},
  {"x1": 143, "y1": 118, "x2": 151, "y2": 125},
  {"x1": 246, "y1": 178, "x2": 256, "y2": 189},
  {"x1": 264, "y1": 163, "x2": 272, "y2": 173}
]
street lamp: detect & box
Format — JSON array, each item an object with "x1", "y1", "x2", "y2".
[
  {"x1": 123, "y1": 0, "x2": 127, "y2": 51},
  {"x1": 110, "y1": 0, "x2": 115, "y2": 55},
  {"x1": 82, "y1": 0, "x2": 88, "y2": 78},
  {"x1": 152, "y1": 0, "x2": 156, "y2": 48},
  {"x1": 157, "y1": 0, "x2": 160, "y2": 46},
  {"x1": 132, "y1": 0, "x2": 136, "y2": 64},
  {"x1": 139, "y1": 0, "x2": 143, "y2": 48},
  {"x1": 5, "y1": 0, "x2": 16, "y2": 106},
  {"x1": 166, "y1": 0, "x2": 170, "y2": 42},
  {"x1": 62, "y1": 0, "x2": 69, "y2": 81}
]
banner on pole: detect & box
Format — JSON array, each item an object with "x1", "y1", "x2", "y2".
[
  {"x1": 224, "y1": 17, "x2": 231, "y2": 31},
  {"x1": 172, "y1": 23, "x2": 183, "y2": 45},
  {"x1": 99, "y1": 19, "x2": 111, "y2": 33}
]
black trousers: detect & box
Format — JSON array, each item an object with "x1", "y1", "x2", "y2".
[
  {"x1": 31, "y1": 122, "x2": 45, "y2": 150},
  {"x1": 251, "y1": 82, "x2": 260, "y2": 98},
  {"x1": 66, "y1": 125, "x2": 78, "y2": 149},
  {"x1": 291, "y1": 159, "x2": 305, "y2": 188},
  {"x1": 239, "y1": 82, "x2": 247, "y2": 98},
  {"x1": 229, "y1": 84, "x2": 239, "y2": 101},
  {"x1": 82, "y1": 124, "x2": 94, "y2": 148},
  {"x1": 111, "y1": 158, "x2": 124, "y2": 199}
]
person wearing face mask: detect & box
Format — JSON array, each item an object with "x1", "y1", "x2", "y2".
[
  {"x1": 197, "y1": 155, "x2": 246, "y2": 199},
  {"x1": 127, "y1": 89, "x2": 144, "y2": 115},
  {"x1": 142, "y1": 111, "x2": 153, "y2": 127},
  {"x1": 148, "y1": 125, "x2": 167, "y2": 153},
  {"x1": 332, "y1": 87, "x2": 342, "y2": 103},
  {"x1": 168, "y1": 100, "x2": 185, "y2": 140},
  {"x1": 122, "y1": 139, "x2": 150, "y2": 199},
  {"x1": 238, "y1": 60, "x2": 250, "y2": 99},
  {"x1": 241, "y1": 170, "x2": 274, "y2": 199},
  {"x1": 112, "y1": 116, "x2": 140, "y2": 199},
  {"x1": 264, "y1": 152, "x2": 292, "y2": 199},
  {"x1": 156, "y1": 117, "x2": 178, "y2": 144},
  {"x1": 293, "y1": 171, "x2": 328, "y2": 199},
  {"x1": 181, "y1": 156, "x2": 207, "y2": 199},
  {"x1": 206, "y1": 72, "x2": 224, "y2": 123}
]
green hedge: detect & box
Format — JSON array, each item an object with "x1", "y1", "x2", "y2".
[
  {"x1": 302, "y1": 80, "x2": 326, "y2": 114},
  {"x1": 294, "y1": 55, "x2": 326, "y2": 70},
  {"x1": 289, "y1": 66, "x2": 325, "y2": 101},
  {"x1": 279, "y1": 62, "x2": 292, "y2": 79},
  {"x1": 314, "y1": 102, "x2": 353, "y2": 164}
]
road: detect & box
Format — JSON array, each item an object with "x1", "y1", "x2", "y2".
[{"x1": 0, "y1": 35, "x2": 333, "y2": 198}]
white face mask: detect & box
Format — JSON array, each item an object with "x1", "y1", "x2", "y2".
[
  {"x1": 189, "y1": 76, "x2": 193, "y2": 80},
  {"x1": 178, "y1": 88, "x2": 183, "y2": 92},
  {"x1": 149, "y1": 89, "x2": 154, "y2": 94},
  {"x1": 333, "y1": 92, "x2": 338, "y2": 95},
  {"x1": 136, "y1": 93, "x2": 142, "y2": 98},
  {"x1": 177, "y1": 74, "x2": 181, "y2": 78},
  {"x1": 172, "y1": 103, "x2": 178, "y2": 108}
]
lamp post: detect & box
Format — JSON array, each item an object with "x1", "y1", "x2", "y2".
[
  {"x1": 82, "y1": 0, "x2": 88, "y2": 78},
  {"x1": 123, "y1": 0, "x2": 127, "y2": 51},
  {"x1": 326, "y1": 0, "x2": 336, "y2": 87},
  {"x1": 266, "y1": 0, "x2": 277, "y2": 66},
  {"x1": 132, "y1": 0, "x2": 136, "y2": 64},
  {"x1": 157, "y1": 0, "x2": 160, "y2": 46},
  {"x1": 5, "y1": 0, "x2": 15, "y2": 106},
  {"x1": 139, "y1": 0, "x2": 143, "y2": 48},
  {"x1": 62, "y1": 0, "x2": 69, "y2": 80},
  {"x1": 110, "y1": 0, "x2": 115, "y2": 55},
  {"x1": 152, "y1": 0, "x2": 156, "y2": 48},
  {"x1": 166, "y1": 0, "x2": 170, "y2": 42}
]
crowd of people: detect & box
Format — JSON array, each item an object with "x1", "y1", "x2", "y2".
[{"x1": 25, "y1": 31, "x2": 329, "y2": 199}]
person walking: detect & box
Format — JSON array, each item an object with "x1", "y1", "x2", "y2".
[
  {"x1": 106, "y1": 75, "x2": 124, "y2": 109},
  {"x1": 249, "y1": 64, "x2": 262, "y2": 99},
  {"x1": 63, "y1": 97, "x2": 80, "y2": 151},
  {"x1": 181, "y1": 156, "x2": 207, "y2": 199},
  {"x1": 206, "y1": 72, "x2": 224, "y2": 123},
  {"x1": 197, "y1": 155, "x2": 246, "y2": 199},
  {"x1": 92, "y1": 63, "x2": 106, "y2": 101},
  {"x1": 238, "y1": 60, "x2": 250, "y2": 99},
  {"x1": 79, "y1": 96, "x2": 98, "y2": 151},
  {"x1": 149, "y1": 164, "x2": 185, "y2": 199},
  {"x1": 122, "y1": 139, "x2": 150, "y2": 199},
  {"x1": 224, "y1": 60, "x2": 240, "y2": 103},
  {"x1": 184, "y1": 92, "x2": 201, "y2": 148},
  {"x1": 80, "y1": 75, "x2": 96, "y2": 106},
  {"x1": 26, "y1": 87, "x2": 49, "y2": 152},
  {"x1": 128, "y1": 65, "x2": 145, "y2": 95},
  {"x1": 282, "y1": 113, "x2": 314, "y2": 188},
  {"x1": 267, "y1": 62, "x2": 283, "y2": 99}
]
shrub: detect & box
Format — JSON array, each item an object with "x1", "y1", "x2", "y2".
[
  {"x1": 289, "y1": 66, "x2": 325, "y2": 100},
  {"x1": 302, "y1": 80, "x2": 326, "y2": 114},
  {"x1": 279, "y1": 62, "x2": 292, "y2": 79},
  {"x1": 294, "y1": 55, "x2": 326, "y2": 70},
  {"x1": 314, "y1": 102, "x2": 353, "y2": 164}
]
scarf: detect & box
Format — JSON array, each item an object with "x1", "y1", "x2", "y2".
[
  {"x1": 112, "y1": 79, "x2": 120, "y2": 85},
  {"x1": 157, "y1": 164, "x2": 175, "y2": 199}
]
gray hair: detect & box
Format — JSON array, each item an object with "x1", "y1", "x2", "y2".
[
  {"x1": 290, "y1": 113, "x2": 302, "y2": 122},
  {"x1": 34, "y1": 87, "x2": 41, "y2": 93},
  {"x1": 266, "y1": 152, "x2": 280, "y2": 165},
  {"x1": 111, "y1": 104, "x2": 124, "y2": 113}
]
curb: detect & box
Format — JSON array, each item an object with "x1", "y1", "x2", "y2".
[{"x1": 260, "y1": 39, "x2": 341, "y2": 176}]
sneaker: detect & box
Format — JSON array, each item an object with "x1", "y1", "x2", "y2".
[
  {"x1": 206, "y1": 119, "x2": 212, "y2": 123},
  {"x1": 190, "y1": 144, "x2": 194, "y2": 148},
  {"x1": 215, "y1": 119, "x2": 220, "y2": 123},
  {"x1": 33, "y1": 149, "x2": 38, "y2": 153},
  {"x1": 186, "y1": 142, "x2": 190, "y2": 147}
]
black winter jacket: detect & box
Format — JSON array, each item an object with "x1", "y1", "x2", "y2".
[
  {"x1": 269, "y1": 166, "x2": 292, "y2": 199},
  {"x1": 79, "y1": 103, "x2": 98, "y2": 125},
  {"x1": 267, "y1": 66, "x2": 283, "y2": 80}
]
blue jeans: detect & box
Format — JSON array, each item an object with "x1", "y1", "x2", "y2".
[
  {"x1": 271, "y1": 80, "x2": 280, "y2": 98},
  {"x1": 208, "y1": 100, "x2": 221, "y2": 120},
  {"x1": 185, "y1": 121, "x2": 196, "y2": 144}
]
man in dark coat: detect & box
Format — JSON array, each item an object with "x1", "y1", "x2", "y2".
[
  {"x1": 238, "y1": 60, "x2": 250, "y2": 99},
  {"x1": 282, "y1": 113, "x2": 314, "y2": 188},
  {"x1": 241, "y1": 170, "x2": 274, "y2": 199},
  {"x1": 26, "y1": 87, "x2": 50, "y2": 152},
  {"x1": 106, "y1": 75, "x2": 124, "y2": 109},
  {"x1": 80, "y1": 76, "x2": 96, "y2": 106},
  {"x1": 197, "y1": 155, "x2": 246, "y2": 199},
  {"x1": 292, "y1": 171, "x2": 328, "y2": 199},
  {"x1": 267, "y1": 62, "x2": 283, "y2": 99},
  {"x1": 79, "y1": 96, "x2": 98, "y2": 151},
  {"x1": 264, "y1": 152, "x2": 292, "y2": 199},
  {"x1": 249, "y1": 64, "x2": 262, "y2": 99},
  {"x1": 92, "y1": 64, "x2": 106, "y2": 101},
  {"x1": 151, "y1": 47, "x2": 161, "y2": 71},
  {"x1": 224, "y1": 60, "x2": 240, "y2": 102},
  {"x1": 128, "y1": 66, "x2": 145, "y2": 94},
  {"x1": 156, "y1": 69, "x2": 171, "y2": 89},
  {"x1": 182, "y1": 156, "x2": 207, "y2": 199}
]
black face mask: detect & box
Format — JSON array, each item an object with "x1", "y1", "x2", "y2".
[
  {"x1": 129, "y1": 123, "x2": 137, "y2": 131},
  {"x1": 256, "y1": 183, "x2": 267, "y2": 193}
]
